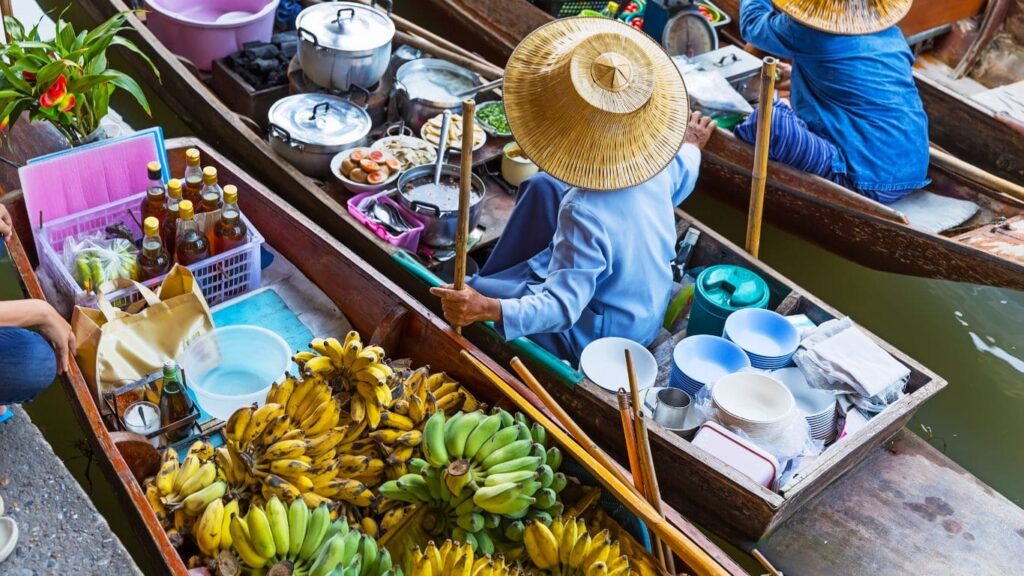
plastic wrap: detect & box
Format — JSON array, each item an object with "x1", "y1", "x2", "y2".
[
  {"x1": 673, "y1": 56, "x2": 754, "y2": 115},
  {"x1": 61, "y1": 233, "x2": 139, "y2": 293}
]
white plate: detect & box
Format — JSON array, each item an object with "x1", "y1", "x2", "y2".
[
  {"x1": 773, "y1": 367, "x2": 835, "y2": 416},
  {"x1": 579, "y1": 337, "x2": 658, "y2": 393}
]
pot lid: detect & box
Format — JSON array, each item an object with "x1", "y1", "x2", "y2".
[
  {"x1": 268, "y1": 93, "x2": 371, "y2": 150},
  {"x1": 695, "y1": 265, "x2": 770, "y2": 311},
  {"x1": 296, "y1": 2, "x2": 395, "y2": 52}
]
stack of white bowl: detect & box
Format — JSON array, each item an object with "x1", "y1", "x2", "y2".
[
  {"x1": 711, "y1": 372, "x2": 796, "y2": 446},
  {"x1": 723, "y1": 309, "x2": 800, "y2": 369},
  {"x1": 773, "y1": 367, "x2": 838, "y2": 443}
]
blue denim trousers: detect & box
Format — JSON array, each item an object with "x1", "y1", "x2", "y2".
[{"x1": 0, "y1": 326, "x2": 56, "y2": 405}]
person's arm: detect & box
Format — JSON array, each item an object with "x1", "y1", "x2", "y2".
[
  {"x1": 740, "y1": 0, "x2": 797, "y2": 57},
  {"x1": 0, "y1": 299, "x2": 53, "y2": 328},
  {"x1": 0, "y1": 299, "x2": 75, "y2": 374}
]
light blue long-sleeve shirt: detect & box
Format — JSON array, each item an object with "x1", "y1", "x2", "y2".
[
  {"x1": 496, "y1": 144, "x2": 701, "y2": 360},
  {"x1": 739, "y1": 0, "x2": 930, "y2": 194}
]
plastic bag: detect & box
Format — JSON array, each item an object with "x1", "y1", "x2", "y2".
[
  {"x1": 673, "y1": 56, "x2": 754, "y2": 115},
  {"x1": 62, "y1": 233, "x2": 140, "y2": 293}
]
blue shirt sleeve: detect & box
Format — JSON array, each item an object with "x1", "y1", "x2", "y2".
[
  {"x1": 498, "y1": 201, "x2": 610, "y2": 340},
  {"x1": 672, "y1": 144, "x2": 702, "y2": 206},
  {"x1": 740, "y1": 0, "x2": 796, "y2": 57}
]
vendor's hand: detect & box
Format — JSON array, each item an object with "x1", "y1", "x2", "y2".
[
  {"x1": 685, "y1": 111, "x2": 716, "y2": 150},
  {"x1": 429, "y1": 284, "x2": 502, "y2": 328},
  {"x1": 0, "y1": 203, "x2": 12, "y2": 240},
  {"x1": 776, "y1": 62, "x2": 792, "y2": 94},
  {"x1": 34, "y1": 301, "x2": 75, "y2": 374}
]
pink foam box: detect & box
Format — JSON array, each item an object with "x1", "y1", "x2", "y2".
[
  {"x1": 692, "y1": 421, "x2": 780, "y2": 490},
  {"x1": 347, "y1": 191, "x2": 424, "y2": 252}
]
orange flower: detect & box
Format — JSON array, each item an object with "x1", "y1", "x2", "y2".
[{"x1": 39, "y1": 74, "x2": 68, "y2": 109}]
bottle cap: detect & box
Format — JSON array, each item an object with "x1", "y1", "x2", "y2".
[
  {"x1": 179, "y1": 200, "x2": 195, "y2": 220},
  {"x1": 186, "y1": 148, "x2": 200, "y2": 164},
  {"x1": 163, "y1": 360, "x2": 176, "y2": 372},
  {"x1": 223, "y1": 185, "x2": 238, "y2": 204},
  {"x1": 203, "y1": 166, "x2": 218, "y2": 185},
  {"x1": 144, "y1": 217, "x2": 160, "y2": 237},
  {"x1": 167, "y1": 178, "x2": 183, "y2": 198},
  {"x1": 147, "y1": 161, "x2": 162, "y2": 180}
]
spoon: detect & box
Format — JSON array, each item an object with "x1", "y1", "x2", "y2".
[
  {"x1": 433, "y1": 110, "x2": 452, "y2": 186},
  {"x1": 380, "y1": 202, "x2": 415, "y2": 230}
]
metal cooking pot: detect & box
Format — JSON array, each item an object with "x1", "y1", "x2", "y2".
[
  {"x1": 397, "y1": 164, "x2": 485, "y2": 248},
  {"x1": 268, "y1": 91, "x2": 371, "y2": 179},
  {"x1": 296, "y1": 0, "x2": 395, "y2": 92},
  {"x1": 394, "y1": 59, "x2": 483, "y2": 131}
]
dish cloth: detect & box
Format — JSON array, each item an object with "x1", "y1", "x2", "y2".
[{"x1": 794, "y1": 317, "x2": 910, "y2": 403}]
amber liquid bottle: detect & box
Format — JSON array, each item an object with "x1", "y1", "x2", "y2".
[
  {"x1": 198, "y1": 166, "x2": 224, "y2": 213},
  {"x1": 138, "y1": 217, "x2": 172, "y2": 280},
  {"x1": 140, "y1": 161, "x2": 166, "y2": 227},
  {"x1": 214, "y1": 185, "x2": 248, "y2": 254},
  {"x1": 174, "y1": 200, "x2": 211, "y2": 265},
  {"x1": 161, "y1": 178, "x2": 183, "y2": 256},
  {"x1": 183, "y1": 148, "x2": 204, "y2": 206},
  {"x1": 159, "y1": 360, "x2": 194, "y2": 442}
]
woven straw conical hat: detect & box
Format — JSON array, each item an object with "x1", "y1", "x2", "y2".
[
  {"x1": 773, "y1": 0, "x2": 911, "y2": 35},
  {"x1": 503, "y1": 17, "x2": 688, "y2": 191}
]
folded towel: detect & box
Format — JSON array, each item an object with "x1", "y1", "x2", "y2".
[{"x1": 794, "y1": 318, "x2": 910, "y2": 400}]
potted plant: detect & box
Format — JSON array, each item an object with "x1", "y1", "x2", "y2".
[{"x1": 0, "y1": 11, "x2": 159, "y2": 146}]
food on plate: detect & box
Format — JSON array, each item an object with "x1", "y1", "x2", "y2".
[
  {"x1": 422, "y1": 113, "x2": 486, "y2": 150},
  {"x1": 476, "y1": 101, "x2": 510, "y2": 135},
  {"x1": 338, "y1": 147, "x2": 399, "y2": 185},
  {"x1": 371, "y1": 136, "x2": 437, "y2": 171}
]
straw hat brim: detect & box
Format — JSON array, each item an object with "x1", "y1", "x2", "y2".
[
  {"x1": 503, "y1": 17, "x2": 689, "y2": 191},
  {"x1": 773, "y1": 0, "x2": 912, "y2": 35}
]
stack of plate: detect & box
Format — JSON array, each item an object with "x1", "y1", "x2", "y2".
[
  {"x1": 711, "y1": 372, "x2": 795, "y2": 446},
  {"x1": 723, "y1": 308, "x2": 800, "y2": 369},
  {"x1": 773, "y1": 367, "x2": 838, "y2": 442},
  {"x1": 670, "y1": 335, "x2": 750, "y2": 397}
]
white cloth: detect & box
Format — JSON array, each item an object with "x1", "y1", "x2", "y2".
[{"x1": 794, "y1": 318, "x2": 910, "y2": 401}]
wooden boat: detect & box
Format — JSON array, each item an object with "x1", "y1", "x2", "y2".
[
  {"x1": 3, "y1": 135, "x2": 745, "y2": 576},
  {"x1": 75, "y1": 2, "x2": 1024, "y2": 573}
]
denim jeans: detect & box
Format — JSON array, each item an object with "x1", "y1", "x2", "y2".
[{"x1": 0, "y1": 326, "x2": 56, "y2": 405}]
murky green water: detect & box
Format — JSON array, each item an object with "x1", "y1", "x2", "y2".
[{"x1": 6, "y1": 0, "x2": 1023, "y2": 571}]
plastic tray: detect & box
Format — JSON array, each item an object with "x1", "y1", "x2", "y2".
[{"x1": 347, "y1": 191, "x2": 425, "y2": 252}]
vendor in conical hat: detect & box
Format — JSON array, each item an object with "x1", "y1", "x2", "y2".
[
  {"x1": 430, "y1": 17, "x2": 715, "y2": 363},
  {"x1": 733, "y1": 0, "x2": 929, "y2": 204}
]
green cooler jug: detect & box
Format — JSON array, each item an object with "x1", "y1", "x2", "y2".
[{"x1": 688, "y1": 265, "x2": 770, "y2": 336}]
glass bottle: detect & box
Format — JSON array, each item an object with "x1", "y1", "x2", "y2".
[
  {"x1": 140, "y1": 161, "x2": 166, "y2": 226},
  {"x1": 183, "y1": 148, "x2": 204, "y2": 206},
  {"x1": 161, "y1": 179, "x2": 183, "y2": 256},
  {"x1": 174, "y1": 200, "x2": 211, "y2": 265},
  {"x1": 138, "y1": 217, "x2": 171, "y2": 280},
  {"x1": 214, "y1": 185, "x2": 248, "y2": 254},
  {"x1": 198, "y1": 166, "x2": 224, "y2": 213},
  {"x1": 159, "y1": 360, "x2": 194, "y2": 442}
]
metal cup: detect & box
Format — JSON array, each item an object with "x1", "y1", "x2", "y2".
[{"x1": 653, "y1": 388, "x2": 692, "y2": 431}]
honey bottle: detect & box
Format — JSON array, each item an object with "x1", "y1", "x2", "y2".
[
  {"x1": 138, "y1": 217, "x2": 171, "y2": 280},
  {"x1": 161, "y1": 178, "x2": 183, "y2": 256},
  {"x1": 183, "y1": 148, "x2": 204, "y2": 206},
  {"x1": 214, "y1": 185, "x2": 248, "y2": 254},
  {"x1": 198, "y1": 166, "x2": 224, "y2": 213},
  {"x1": 174, "y1": 200, "x2": 211, "y2": 265},
  {"x1": 140, "y1": 161, "x2": 166, "y2": 226}
]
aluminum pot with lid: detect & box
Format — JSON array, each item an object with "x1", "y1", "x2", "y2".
[
  {"x1": 397, "y1": 164, "x2": 485, "y2": 248},
  {"x1": 394, "y1": 58, "x2": 483, "y2": 131},
  {"x1": 296, "y1": 0, "x2": 395, "y2": 91},
  {"x1": 268, "y1": 91, "x2": 372, "y2": 179}
]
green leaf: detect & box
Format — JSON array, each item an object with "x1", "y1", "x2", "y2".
[
  {"x1": 57, "y1": 20, "x2": 77, "y2": 54},
  {"x1": 3, "y1": 16, "x2": 25, "y2": 42},
  {"x1": 92, "y1": 83, "x2": 112, "y2": 126},
  {"x1": 7, "y1": 40, "x2": 52, "y2": 51},
  {"x1": 107, "y1": 69, "x2": 150, "y2": 115},
  {"x1": 35, "y1": 61, "x2": 68, "y2": 88},
  {"x1": 0, "y1": 62, "x2": 31, "y2": 93},
  {"x1": 83, "y1": 12, "x2": 130, "y2": 47},
  {"x1": 110, "y1": 35, "x2": 160, "y2": 78},
  {"x1": 85, "y1": 52, "x2": 108, "y2": 77},
  {"x1": 67, "y1": 73, "x2": 118, "y2": 94},
  {"x1": 71, "y1": 30, "x2": 89, "y2": 53}
]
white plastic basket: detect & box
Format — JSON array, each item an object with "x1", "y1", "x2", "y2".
[{"x1": 37, "y1": 192, "x2": 264, "y2": 309}]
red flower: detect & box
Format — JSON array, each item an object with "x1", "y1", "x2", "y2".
[
  {"x1": 22, "y1": 70, "x2": 36, "y2": 82},
  {"x1": 58, "y1": 93, "x2": 76, "y2": 112},
  {"x1": 39, "y1": 74, "x2": 68, "y2": 109},
  {"x1": 0, "y1": 116, "x2": 8, "y2": 131}
]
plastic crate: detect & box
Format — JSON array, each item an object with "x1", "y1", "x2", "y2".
[
  {"x1": 37, "y1": 192, "x2": 264, "y2": 310},
  {"x1": 532, "y1": 0, "x2": 609, "y2": 17}
]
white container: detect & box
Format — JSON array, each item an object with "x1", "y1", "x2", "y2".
[
  {"x1": 692, "y1": 421, "x2": 780, "y2": 489},
  {"x1": 501, "y1": 141, "x2": 539, "y2": 187},
  {"x1": 177, "y1": 326, "x2": 289, "y2": 420},
  {"x1": 712, "y1": 372, "x2": 795, "y2": 425}
]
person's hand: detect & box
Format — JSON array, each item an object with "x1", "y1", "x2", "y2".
[
  {"x1": 0, "y1": 203, "x2": 12, "y2": 240},
  {"x1": 429, "y1": 284, "x2": 502, "y2": 327},
  {"x1": 685, "y1": 111, "x2": 716, "y2": 150},
  {"x1": 34, "y1": 302, "x2": 76, "y2": 374},
  {"x1": 776, "y1": 62, "x2": 792, "y2": 94}
]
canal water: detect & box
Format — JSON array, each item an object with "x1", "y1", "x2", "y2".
[{"x1": 5, "y1": 0, "x2": 1023, "y2": 571}]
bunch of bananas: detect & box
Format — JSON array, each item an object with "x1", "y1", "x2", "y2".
[
  {"x1": 293, "y1": 333, "x2": 393, "y2": 428},
  {"x1": 523, "y1": 517, "x2": 634, "y2": 576},
  {"x1": 193, "y1": 498, "x2": 240, "y2": 559},
  {"x1": 147, "y1": 442, "x2": 228, "y2": 534},
  {"x1": 378, "y1": 410, "x2": 566, "y2": 553},
  {"x1": 407, "y1": 540, "x2": 522, "y2": 576},
  {"x1": 227, "y1": 499, "x2": 397, "y2": 576}
]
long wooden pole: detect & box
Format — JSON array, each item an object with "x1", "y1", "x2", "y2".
[
  {"x1": 1, "y1": 0, "x2": 13, "y2": 44},
  {"x1": 616, "y1": 389, "x2": 646, "y2": 494},
  {"x1": 929, "y1": 145, "x2": 1024, "y2": 202},
  {"x1": 452, "y1": 99, "x2": 475, "y2": 335},
  {"x1": 745, "y1": 57, "x2": 778, "y2": 258},
  {"x1": 461, "y1": 350, "x2": 731, "y2": 576}
]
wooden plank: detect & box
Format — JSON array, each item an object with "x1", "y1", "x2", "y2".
[
  {"x1": 761, "y1": 429, "x2": 1024, "y2": 575},
  {"x1": 898, "y1": 0, "x2": 986, "y2": 37}
]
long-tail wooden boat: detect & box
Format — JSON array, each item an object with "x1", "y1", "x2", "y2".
[
  {"x1": 76, "y1": 2, "x2": 1024, "y2": 573},
  {"x1": 3, "y1": 136, "x2": 746, "y2": 576}
]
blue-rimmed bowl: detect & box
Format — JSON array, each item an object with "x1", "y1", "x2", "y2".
[
  {"x1": 724, "y1": 308, "x2": 799, "y2": 364},
  {"x1": 671, "y1": 335, "x2": 751, "y2": 394}
]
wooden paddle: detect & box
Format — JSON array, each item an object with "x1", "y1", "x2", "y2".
[
  {"x1": 745, "y1": 57, "x2": 778, "y2": 259},
  {"x1": 453, "y1": 99, "x2": 476, "y2": 335},
  {"x1": 930, "y1": 145, "x2": 1024, "y2": 202}
]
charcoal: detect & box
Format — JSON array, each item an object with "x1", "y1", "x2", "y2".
[
  {"x1": 246, "y1": 44, "x2": 280, "y2": 59},
  {"x1": 280, "y1": 42, "x2": 298, "y2": 59},
  {"x1": 249, "y1": 58, "x2": 281, "y2": 74},
  {"x1": 271, "y1": 31, "x2": 299, "y2": 44},
  {"x1": 242, "y1": 40, "x2": 263, "y2": 51}
]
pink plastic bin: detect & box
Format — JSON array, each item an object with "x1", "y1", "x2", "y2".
[
  {"x1": 347, "y1": 192, "x2": 424, "y2": 252},
  {"x1": 144, "y1": 0, "x2": 279, "y2": 70}
]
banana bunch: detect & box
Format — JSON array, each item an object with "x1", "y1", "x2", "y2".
[
  {"x1": 523, "y1": 517, "x2": 634, "y2": 576},
  {"x1": 227, "y1": 499, "x2": 397, "y2": 576},
  {"x1": 148, "y1": 442, "x2": 228, "y2": 530},
  {"x1": 293, "y1": 333, "x2": 394, "y2": 429},
  {"x1": 378, "y1": 410, "x2": 565, "y2": 553},
  {"x1": 193, "y1": 498, "x2": 240, "y2": 559},
  {"x1": 408, "y1": 540, "x2": 522, "y2": 576}
]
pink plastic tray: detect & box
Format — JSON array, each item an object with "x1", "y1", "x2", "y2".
[{"x1": 347, "y1": 191, "x2": 424, "y2": 252}]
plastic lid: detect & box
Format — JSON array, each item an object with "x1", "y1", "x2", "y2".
[
  {"x1": 223, "y1": 185, "x2": 238, "y2": 204},
  {"x1": 147, "y1": 161, "x2": 161, "y2": 179},
  {"x1": 179, "y1": 200, "x2": 195, "y2": 219},
  {"x1": 144, "y1": 217, "x2": 159, "y2": 237},
  {"x1": 296, "y1": 2, "x2": 394, "y2": 52},
  {"x1": 167, "y1": 178, "x2": 183, "y2": 198},
  {"x1": 696, "y1": 265, "x2": 770, "y2": 311},
  {"x1": 268, "y1": 94, "x2": 372, "y2": 152},
  {"x1": 186, "y1": 148, "x2": 200, "y2": 164},
  {"x1": 203, "y1": 166, "x2": 218, "y2": 185}
]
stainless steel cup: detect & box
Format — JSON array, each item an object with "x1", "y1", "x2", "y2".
[{"x1": 653, "y1": 388, "x2": 692, "y2": 431}]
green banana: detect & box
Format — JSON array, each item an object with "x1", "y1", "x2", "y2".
[
  {"x1": 537, "y1": 465, "x2": 554, "y2": 488},
  {"x1": 288, "y1": 498, "x2": 310, "y2": 558},
  {"x1": 445, "y1": 411, "x2": 482, "y2": 459},
  {"x1": 481, "y1": 439, "x2": 535, "y2": 470},
  {"x1": 462, "y1": 413, "x2": 503, "y2": 460},
  {"x1": 265, "y1": 496, "x2": 290, "y2": 559},
  {"x1": 396, "y1": 473, "x2": 433, "y2": 502},
  {"x1": 484, "y1": 469, "x2": 537, "y2": 487},
  {"x1": 546, "y1": 446, "x2": 563, "y2": 470},
  {"x1": 456, "y1": 511, "x2": 485, "y2": 533},
  {"x1": 485, "y1": 455, "x2": 543, "y2": 475},
  {"x1": 497, "y1": 410, "x2": 514, "y2": 428},
  {"x1": 359, "y1": 532, "x2": 378, "y2": 576},
  {"x1": 181, "y1": 480, "x2": 227, "y2": 514},
  {"x1": 535, "y1": 488, "x2": 557, "y2": 509},
  {"x1": 504, "y1": 520, "x2": 526, "y2": 542},
  {"x1": 550, "y1": 472, "x2": 568, "y2": 493},
  {"x1": 530, "y1": 422, "x2": 547, "y2": 446},
  {"x1": 472, "y1": 426, "x2": 521, "y2": 466},
  {"x1": 515, "y1": 422, "x2": 532, "y2": 442},
  {"x1": 246, "y1": 505, "x2": 277, "y2": 560},
  {"x1": 423, "y1": 411, "x2": 449, "y2": 468},
  {"x1": 341, "y1": 529, "x2": 363, "y2": 565},
  {"x1": 475, "y1": 530, "x2": 495, "y2": 556},
  {"x1": 300, "y1": 505, "x2": 331, "y2": 561},
  {"x1": 310, "y1": 533, "x2": 346, "y2": 576}
]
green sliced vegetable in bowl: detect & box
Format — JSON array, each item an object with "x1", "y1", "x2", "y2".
[{"x1": 476, "y1": 101, "x2": 511, "y2": 137}]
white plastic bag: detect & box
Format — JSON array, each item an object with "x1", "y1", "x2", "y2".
[{"x1": 62, "y1": 234, "x2": 140, "y2": 293}]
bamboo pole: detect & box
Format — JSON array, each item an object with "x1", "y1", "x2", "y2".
[
  {"x1": 453, "y1": 99, "x2": 476, "y2": 335},
  {"x1": 745, "y1": 57, "x2": 778, "y2": 259},
  {"x1": 461, "y1": 350, "x2": 731, "y2": 576},
  {"x1": 929, "y1": 145, "x2": 1024, "y2": 202},
  {"x1": 752, "y1": 549, "x2": 783, "y2": 576},
  {"x1": 616, "y1": 389, "x2": 646, "y2": 495},
  {"x1": 1, "y1": 0, "x2": 13, "y2": 44}
]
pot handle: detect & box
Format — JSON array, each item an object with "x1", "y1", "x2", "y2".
[
  {"x1": 386, "y1": 122, "x2": 413, "y2": 137},
  {"x1": 346, "y1": 84, "x2": 371, "y2": 109},
  {"x1": 411, "y1": 199, "x2": 442, "y2": 216},
  {"x1": 334, "y1": 8, "x2": 356, "y2": 23},
  {"x1": 269, "y1": 122, "x2": 291, "y2": 145},
  {"x1": 309, "y1": 101, "x2": 331, "y2": 120},
  {"x1": 372, "y1": 0, "x2": 394, "y2": 15},
  {"x1": 297, "y1": 26, "x2": 319, "y2": 47}
]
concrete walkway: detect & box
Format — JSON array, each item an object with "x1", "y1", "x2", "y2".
[{"x1": 0, "y1": 406, "x2": 141, "y2": 576}]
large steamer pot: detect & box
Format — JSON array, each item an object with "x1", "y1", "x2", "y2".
[
  {"x1": 394, "y1": 59, "x2": 483, "y2": 130},
  {"x1": 268, "y1": 92, "x2": 372, "y2": 179},
  {"x1": 296, "y1": 0, "x2": 395, "y2": 91},
  {"x1": 398, "y1": 164, "x2": 485, "y2": 248}
]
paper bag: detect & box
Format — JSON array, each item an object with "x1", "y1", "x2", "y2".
[{"x1": 72, "y1": 265, "x2": 214, "y2": 406}]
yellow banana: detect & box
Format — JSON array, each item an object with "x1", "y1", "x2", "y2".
[
  {"x1": 155, "y1": 448, "x2": 179, "y2": 495},
  {"x1": 221, "y1": 499, "x2": 239, "y2": 549},
  {"x1": 225, "y1": 406, "x2": 253, "y2": 445},
  {"x1": 172, "y1": 455, "x2": 200, "y2": 494},
  {"x1": 263, "y1": 439, "x2": 307, "y2": 461},
  {"x1": 178, "y1": 461, "x2": 217, "y2": 498},
  {"x1": 246, "y1": 505, "x2": 277, "y2": 559},
  {"x1": 524, "y1": 520, "x2": 560, "y2": 570},
  {"x1": 194, "y1": 497, "x2": 225, "y2": 557},
  {"x1": 230, "y1": 515, "x2": 268, "y2": 569}
]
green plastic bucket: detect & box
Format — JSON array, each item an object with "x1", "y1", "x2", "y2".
[{"x1": 688, "y1": 265, "x2": 770, "y2": 336}]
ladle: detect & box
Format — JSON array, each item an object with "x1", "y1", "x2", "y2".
[{"x1": 433, "y1": 110, "x2": 452, "y2": 186}]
